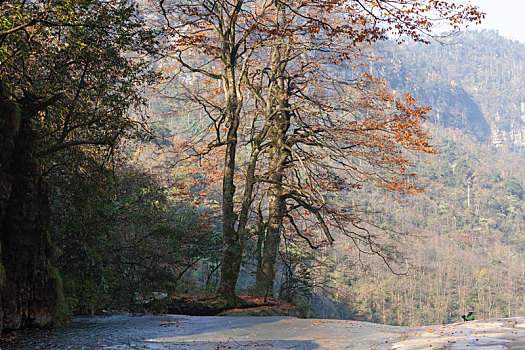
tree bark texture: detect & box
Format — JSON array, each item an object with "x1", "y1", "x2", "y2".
[
  {"x1": 254, "y1": 44, "x2": 291, "y2": 297},
  {"x1": 217, "y1": 69, "x2": 243, "y2": 305},
  {"x1": 254, "y1": 134, "x2": 289, "y2": 297},
  {"x1": 254, "y1": 176, "x2": 284, "y2": 297},
  {"x1": 0, "y1": 86, "x2": 60, "y2": 332}
]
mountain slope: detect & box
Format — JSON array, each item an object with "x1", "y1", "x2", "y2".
[{"x1": 374, "y1": 30, "x2": 525, "y2": 149}]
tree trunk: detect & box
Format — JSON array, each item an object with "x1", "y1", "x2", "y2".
[
  {"x1": 216, "y1": 71, "x2": 243, "y2": 306},
  {"x1": 254, "y1": 175, "x2": 284, "y2": 297},
  {"x1": 255, "y1": 38, "x2": 292, "y2": 297},
  {"x1": 216, "y1": 125, "x2": 242, "y2": 304},
  {"x1": 254, "y1": 134, "x2": 288, "y2": 297},
  {"x1": 0, "y1": 86, "x2": 60, "y2": 331},
  {"x1": 254, "y1": 41, "x2": 291, "y2": 296}
]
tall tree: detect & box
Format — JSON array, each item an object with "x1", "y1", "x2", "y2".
[
  {"x1": 239, "y1": 0, "x2": 485, "y2": 297},
  {"x1": 160, "y1": 0, "x2": 483, "y2": 301},
  {"x1": 160, "y1": 0, "x2": 278, "y2": 304}
]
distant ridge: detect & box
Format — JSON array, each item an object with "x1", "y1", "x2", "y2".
[{"x1": 373, "y1": 30, "x2": 525, "y2": 150}]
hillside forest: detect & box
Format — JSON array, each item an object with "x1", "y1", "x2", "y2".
[{"x1": 0, "y1": 0, "x2": 523, "y2": 332}]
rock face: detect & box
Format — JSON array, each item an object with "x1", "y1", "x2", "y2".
[
  {"x1": 490, "y1": 121, "x2": 525, "y2": 147},
  {"x1": 0, "y1": 85, "x2": 59, "y2": 332}
]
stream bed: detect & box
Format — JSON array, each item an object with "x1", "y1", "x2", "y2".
[
  {"x1": 0, "y1": 313, "x2": 397, "y2": 349},
  {"x1": 1, "y1": 314, "x2": 522, "y2": 349},
  {"x1": 0, "y1": 314, "x2": 193, "y2": 349}
]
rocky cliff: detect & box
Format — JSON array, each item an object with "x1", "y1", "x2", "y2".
[{"x1": 0, "y1": 84, "x2": 60, "y2": 332}]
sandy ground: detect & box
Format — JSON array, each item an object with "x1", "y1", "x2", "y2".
[{"x1": 144, "y1": 316, "x2": 525, "y2": 349}]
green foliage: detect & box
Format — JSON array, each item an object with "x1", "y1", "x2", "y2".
[
  {"x1": 1, "y1": 0, "x2": 159, "y2": 160},
  {"x1": 48, "y1": 159, "x2": 221, "y2": 314},
  {"x1": 51, "y1": 267, "x2": 68, "y2": 325},
  {"x1": 1, "y1": 0, "x2": 173, "y2": 318},
  {"x1": 504, "y1": 178, "x2": 523, "y2": 199}
]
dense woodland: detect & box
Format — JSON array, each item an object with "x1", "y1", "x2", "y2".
[
  {"x1": 309, "y1": 124, "x2": 524, "y2": 325},
  {"x1": 1, "y1": 0, "x2": 522, "y2": 333},
  {"x1": 307, "y1": 31, "x2": 525, "y2": 325}
]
